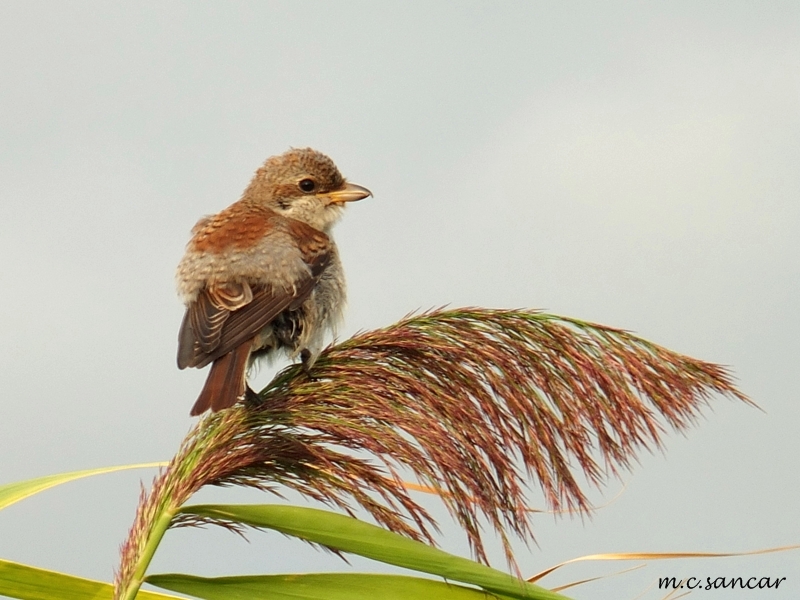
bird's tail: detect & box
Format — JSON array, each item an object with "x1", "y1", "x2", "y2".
[{"x1": 190, "y1": 342, "x2": 252, "y2": 416}]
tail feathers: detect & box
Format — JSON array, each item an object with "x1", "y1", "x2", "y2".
[{"x1": 190, "y1": 342, "x2": 252, "y2": 416}]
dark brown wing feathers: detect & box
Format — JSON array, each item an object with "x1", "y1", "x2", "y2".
[
  {"x1": 177, "y1": 281, "x2": 253, "y2": 369},
  {"x1": 206, "y1": 282, "x2": 313, "y2": 365},
  {"x1": 189, "y1": 290, "x2": 231, "y2": 353},
  {"x1": 177, "y1": 310, "x2": 198, "y2": 369},
  {"x1": 177, "y1": 218, "x2": 333, "y2": 372}
]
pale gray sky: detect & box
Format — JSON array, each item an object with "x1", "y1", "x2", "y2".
[{"x1": 1, "y1": 2, "x2": 798, "y2": 599}]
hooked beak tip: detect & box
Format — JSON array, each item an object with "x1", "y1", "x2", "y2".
[{"x1": 324, "y1": 182, "x2": 372, "y2": 204}]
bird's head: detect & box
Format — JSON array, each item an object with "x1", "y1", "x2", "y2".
[{"x1": 244, "y1": 148, "x2": 371, "y2": 232}]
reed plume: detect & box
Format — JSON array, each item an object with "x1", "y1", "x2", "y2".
[{"x1": 114, "y1": 308, "x2": 749, "y2": 599}]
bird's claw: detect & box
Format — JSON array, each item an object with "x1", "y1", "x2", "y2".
[{"x1": 244, "y1": 385, "x2": 262, "y2": 408}]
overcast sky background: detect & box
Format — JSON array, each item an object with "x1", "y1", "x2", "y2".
[{"x1": 1, "y1": 2, "x2": 798, "y2": 599}]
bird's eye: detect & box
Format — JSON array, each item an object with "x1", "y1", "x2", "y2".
[{"x1": 298, "y1": 179, "x2": 316, "y2": 193}]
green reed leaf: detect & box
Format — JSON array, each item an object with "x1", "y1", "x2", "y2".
[
  {"x1": 147, "y1": 572, "x2": 520, "y2": 600},
  {"x1": 176, "y1": 504, "x2": 568, "y2": 600},
  {"x1": 0, "y1": 463, "x2": 166, "y2": 511},
  {"x1": 0, "y1": 558, "x2": 180, "y2": 600}
]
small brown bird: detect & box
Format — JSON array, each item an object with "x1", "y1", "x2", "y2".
[{"x1": 176, "y1": 148, "x2": 371, "y2": 415}]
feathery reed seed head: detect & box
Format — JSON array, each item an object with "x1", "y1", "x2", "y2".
[{"x1": 117, "y1": 308, "x2": 750, "y2": 584}]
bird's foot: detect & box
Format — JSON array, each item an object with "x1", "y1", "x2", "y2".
[
  {"x1": 244, "y1": 385, "x2": 262, "y2": 408},
  {"x1": 300, "y1": 348, "x2": 321, "y2": 379},
  {"x1": 300, "y1": 349, "x2": 312, "y2": 371}
]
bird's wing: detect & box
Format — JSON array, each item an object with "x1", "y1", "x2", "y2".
[
  {"x1": 177, "y1": 219, "x2": 332, "y2": 370},
  {"x1": 190, "y1": 281, "x2": 253, "y2": 353}
]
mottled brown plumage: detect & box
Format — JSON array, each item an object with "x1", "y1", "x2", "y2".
[{"x1": 176, "y1": 148, "x2": 371, "y2": 415}]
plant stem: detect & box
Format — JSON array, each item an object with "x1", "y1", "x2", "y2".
[{"x1": 117, "y1": 508, "x2": 176, "y2": 600}]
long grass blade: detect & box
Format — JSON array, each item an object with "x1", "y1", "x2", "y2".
[
  {"x1": 0, "y1": 558, "x2": 180, "y2": 600},
  {"x1": 177, "y1": 504, "x2": 568, "y2": 600},
  {"x1": 146, "y1": 572, "x2": 523, "y2": 600},
  {"x1": 528, "y1": 546, "x2": 800, "y2": 582},
  {"x1": 0, "y1": 463, "x2": 167, "y2": 511}
]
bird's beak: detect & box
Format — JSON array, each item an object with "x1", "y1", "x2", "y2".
[{"x1": 322, "y1": 182, "x2": 372, "y2": 205}]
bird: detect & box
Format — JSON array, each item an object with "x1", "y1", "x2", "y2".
[{"x1": 175, "y1": 148, "x2": 371, "y2": 416}]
